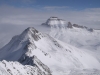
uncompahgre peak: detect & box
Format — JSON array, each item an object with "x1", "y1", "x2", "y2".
[{"x1": 42, "y1": 17, "x2": 66, "y2": 26}]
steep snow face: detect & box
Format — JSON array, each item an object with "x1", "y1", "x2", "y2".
[
  {"x1": 0, "y1": 27, "x2": 52, "y2": 75},
  {"x1": 0, "y1": 27, "x2": 100, "y2": 75},
  {"x1": 0, "y1": 27, "x2": 45, "y2": 61},
  {"x1": 42, "y1": 17, "x2": 66, "y2": 26}
]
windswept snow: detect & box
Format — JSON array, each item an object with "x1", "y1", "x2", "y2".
[
  {"x1": 0, "y1": 60, "x2": 51, "y2": 75},
  {"x1": 50, "y1": 25, "x2": 100, "y2": 51},
  {"x1": 0, "y1": 27, "x2": 100, "y2": 75}
]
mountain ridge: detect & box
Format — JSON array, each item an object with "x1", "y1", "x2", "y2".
[
  {"x1": 42, "y1": 17, "x2": 94, "y2": 32},
  {"x1": 0, "y1": 27, "x2": 100, "y2": 75}
]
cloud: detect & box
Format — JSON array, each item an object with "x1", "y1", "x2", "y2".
[
  {"x1": 44, "y1": 6, "x2": 69, "y2": 10},
  {"x1": 0, "y1": 5, "x2": 100, "y2": 29},
  {"x1": 0, "y1": 5, "x2": 100, "y2": 48}
]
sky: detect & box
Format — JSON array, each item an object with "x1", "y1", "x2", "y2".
[
  {"x1": 0, "y1": 0, "x2": 100, "y2": 27},
  {"x1": 0, "y1": 0, "x2": 100, "y2": 10},
  {"x1": 0, "y1": 0, "x2": 100, "y2": 48}
]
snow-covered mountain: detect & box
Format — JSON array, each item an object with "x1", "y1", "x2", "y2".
[
  {"x1": 50, "y1": 23, "x2": 100, "y2": 51},
  {"x1": 67, "y1": 22, "x2": 93, "y2": 32},
  {"x1": 42, "y1": 17, "x2": 66, "y2": 26},
  {"x1": 0, "y1": 59, "x2": 51, "y2": 75},
  {"x1": 41, "y1": 17, "x2": 100, "y2": 51},
  {"x1": 0, "y1": 27, "x2": 100, "y2": 75},
  {"x1": 42, "y1": 17, "x2": 93, "y2": 32},
  {"x1": 0, "y1": 27, "x2": 52, "y2": 75}
]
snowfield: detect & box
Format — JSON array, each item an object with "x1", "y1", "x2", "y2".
[{"x1": 0, "y1": 17, "x2": 100, "y2": 75}]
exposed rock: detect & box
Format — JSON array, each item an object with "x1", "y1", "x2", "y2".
[{"x1": 67, "y1": 22, "x2": 73, "y2": 28}]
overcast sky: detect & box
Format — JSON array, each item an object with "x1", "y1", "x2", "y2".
[{"x1": 0, "y1": 0, "x2": 100, "y2": 48}]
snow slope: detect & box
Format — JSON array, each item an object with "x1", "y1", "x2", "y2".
[
  {"x1": 50, "y1": 25, "x2": 100, "y2": 51},
  {"x1": 0, "y1": 27, "x2": 100, "y2": 75},
  {"x1": 0, "y1": 59, "x2": 51, "y2": 75}
]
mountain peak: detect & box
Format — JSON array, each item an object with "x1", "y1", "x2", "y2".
[
  {"x1": 41, "y1": 17, "x2": 93, "y2": 32},
  {"x1": 19, "y1": 27, "x2": 43, "y2": 42},
  {"x1": 24, "y1": 27, "x2": 38, "y2": 33},
  {"x1": 49, "y1": 16, "x2": 58, "y2": 19},
  {"x1": 20, "y1": 27, "x2": 39, "y2": 37},
  {"x1": 42, "y1": 16, "x2": 66, "y2": 26}
]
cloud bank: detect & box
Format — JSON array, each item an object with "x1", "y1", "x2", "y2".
[
  {"x1": 0, "y1": 5, "x2": 100, "y2": 28},
  {"x1": 0, "y1": 5, "x2": 100, "y2": 48}
]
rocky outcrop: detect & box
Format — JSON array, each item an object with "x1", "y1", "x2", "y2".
[
  {"x1": 0, "y1": 60, "x2": 52, "y2": 75},
  {"x1": 67, "y1": 22, "x2": 73, "y2": 28}
]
